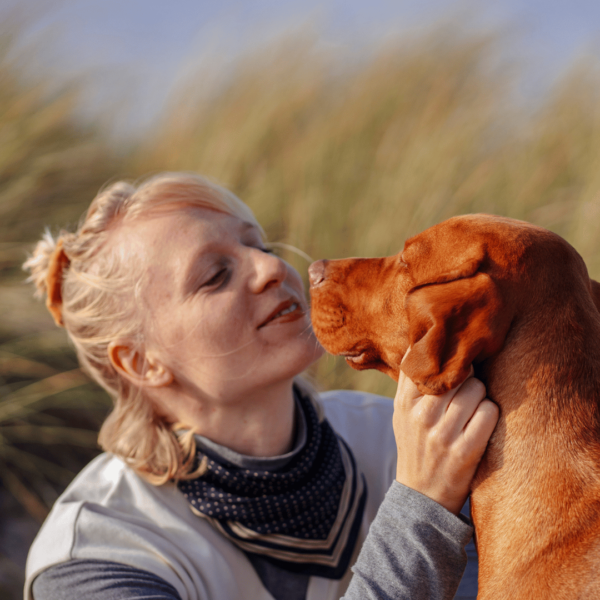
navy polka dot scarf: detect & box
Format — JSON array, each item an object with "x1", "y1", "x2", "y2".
[{"x1": 178, "y1": 388, "x2": 367, "y2": 579}]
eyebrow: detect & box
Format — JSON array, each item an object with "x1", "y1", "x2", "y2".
[
  {"x1": 239, "y1": 221, "x2": 257, "y2": 235},
  {"x1": 181, "y1": 220, "x2": 259, "y2": 297}
]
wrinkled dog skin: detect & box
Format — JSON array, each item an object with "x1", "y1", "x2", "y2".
[{"x1": 309, "y1": 214, "x2": 600, "y2": 599}]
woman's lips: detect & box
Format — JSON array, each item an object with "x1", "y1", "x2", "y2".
[{"x1": 258, "y1": 300, "x2": 304, "y2": 328}]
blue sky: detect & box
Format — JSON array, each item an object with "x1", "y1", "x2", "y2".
[
  {"x1": 37, "y1": 0, "x2": 600, "y2": 67},
  {"x1": 15, "y1": 0, "x2": 600, "y2": 131}
]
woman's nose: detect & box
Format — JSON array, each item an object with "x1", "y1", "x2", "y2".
[{"x1": 249, "y1": 249, "x2": 287, "y2": 293}]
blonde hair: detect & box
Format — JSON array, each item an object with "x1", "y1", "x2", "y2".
[{"x1": 23, "y1": 172, "x2": 268, "y2": 484}]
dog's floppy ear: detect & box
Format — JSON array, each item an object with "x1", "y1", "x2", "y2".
[
  {"x1": 401, "y1": 272, "x2": 512, "y2": 395},
  {"x1": 400, "y1": 234, "x2": 512, "y2": 395}
]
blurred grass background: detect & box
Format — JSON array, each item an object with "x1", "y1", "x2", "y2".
[{"x1": 2, "y1": 11, "x2": 600, "y2": 597}]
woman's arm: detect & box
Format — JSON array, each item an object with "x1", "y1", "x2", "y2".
[
  {"x1": 32, "y1": 560, "x2": 182, "y2": 600},
  {"x1": 343, "y1": 482, "x2": 473, "y2": 600},
  {"x1": 344, "y1": 365, "x2": 498, "y2": 600}
]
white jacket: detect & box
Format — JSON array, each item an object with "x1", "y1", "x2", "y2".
[{"x1": 25, "y1": 390, "x2": 396, "y2": 600}]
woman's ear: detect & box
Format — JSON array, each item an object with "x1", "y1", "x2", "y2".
[{"x1": 108, "y1": 341, "x2": 173, "y2": 388}]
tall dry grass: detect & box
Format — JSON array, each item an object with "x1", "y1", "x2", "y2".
[
  {"x1": 0, "y1": 20, "x2": 117, "y2": 525},
  {"x1": 2, "y1": 19, "x2": 600, "y2": 525}
]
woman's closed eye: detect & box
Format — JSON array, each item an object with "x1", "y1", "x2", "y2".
[
  {"x1": 249, "y1": 244, "x2": 275, "y2": 255},
  {"x1": 196, "y1": 245, "x2": 275, "y2": 292},
  {"x1": 202, "y1": 266, "x2": 229, "y2": 289}
]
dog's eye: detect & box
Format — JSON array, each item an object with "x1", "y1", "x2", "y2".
[{"x1": 399, "y1": 253, "x2": 408, "y2": 268}]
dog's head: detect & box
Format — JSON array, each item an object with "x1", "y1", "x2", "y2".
[{"x1": 309, "y1": 214, "x2": 594, "y2": 395}]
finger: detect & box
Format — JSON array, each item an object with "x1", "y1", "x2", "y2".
[
  {"x1": 443, "y1": 377, "x2": 487, "y2": 438},
  {"x1": 400, "y1": 345, "x2": 412, "y2": 365},
  {"x1": 415, "y1": 369, "x2": 477, "y2": 424},
  {"x1": 396, "y1": 360, "x2": 423, "y2": 409},
  {"x1": 398, "y1": 371, "x2": 467, "y2": 425},
  {"x1": 414, "y1": 392, "x2": 453, "y2": 427},
  {"x1": 432, "y1": 364, "x2": 477, "y2": 406},
  {"x1": 397, "y1": 349, "x2": 421, "y2": 403},
  {"x1": 460, "y1": 399, "x2": 500, "y2": 461}
]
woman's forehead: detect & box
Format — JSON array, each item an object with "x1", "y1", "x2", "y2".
[
  {"x1": 134, "y1": 208, "x2": 263, "y2": 266},
  {"x1": 173, "y1": 207, "x2": 261, "y2": 243},
  {"x1": 140, "y1": 206, "x2": 258, "y2": 241}
]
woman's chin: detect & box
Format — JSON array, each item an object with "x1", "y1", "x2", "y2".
[{"x1": 271, "y1": 335, "x2": 324, "y2": 381}]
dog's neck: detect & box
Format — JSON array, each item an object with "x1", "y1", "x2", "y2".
[{"x1": 471, "y1": 300, "x2": 600, "y2": 599}]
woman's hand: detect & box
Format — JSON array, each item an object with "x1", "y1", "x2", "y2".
[{"x1": 394, "y1": 359, "x2": 499, "y2": 515}]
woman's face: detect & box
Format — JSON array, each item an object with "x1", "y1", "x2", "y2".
[{"x1": 117, "y1": 206, "x2": 323, "y2": 403}]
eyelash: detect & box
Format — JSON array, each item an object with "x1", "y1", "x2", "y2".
[{"x1": 204, "y1": 267, "x2": 228, "y2": 288}]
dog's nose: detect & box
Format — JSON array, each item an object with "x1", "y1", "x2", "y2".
[{"x1": 308, "y1": 260, "x2": 327, "y2": 287}]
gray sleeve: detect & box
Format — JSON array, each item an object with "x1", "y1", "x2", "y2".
[
  {"x1": 343, "y1": 481, "x2": 473, "y2": 600},
  {"x1": 32, "y1": 559, "x2": 182, "y2": 600}
]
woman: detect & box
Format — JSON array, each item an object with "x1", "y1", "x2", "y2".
[{"x1": 24, "y1": 172, "x2": 497, "y2": 600}]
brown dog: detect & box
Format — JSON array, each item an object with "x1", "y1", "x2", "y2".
[{"x1": 308, "y1": 214, "x2": 600, "y2": 599}]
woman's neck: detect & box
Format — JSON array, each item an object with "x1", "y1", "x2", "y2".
[{"x1": 151, "y1": 378, "x2": 297, "y2": 457}]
